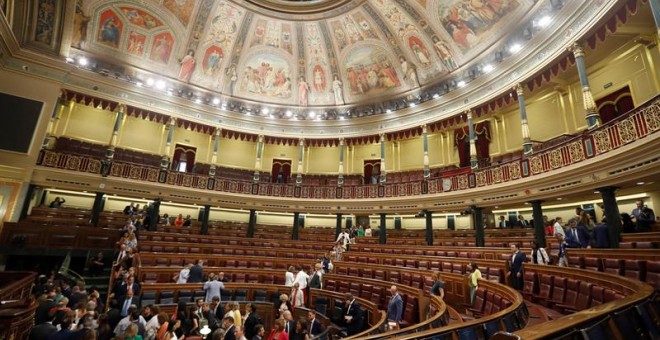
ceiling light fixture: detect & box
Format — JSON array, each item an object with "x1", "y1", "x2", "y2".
[
  {"x1": 386, "y1": 109, "x2": 392, "y2": 113},
  {"x1": 432, "y1": 93, "x2": 440, "y2": 99},
  {"x1": 408, "y1": 102, "x2": 416, "y2": 108},
  {"x1": 537, "y1": 16, "x2": 552, "y2": 28},
  {"x1": 457, "y1": 80, "x2": 466, "y2": 88},
  {"x1": 195, "y1": 98, "x2": 202, "y2": 104},
  {"x1": 483, "y1": 64, "x2": 494, "y2": 73},
  {"x1": 146, "y1": 78, "x2": 155, "y2": 87},
  {"x1": 636, "y1": 181, "x2": 645, "y2": 185},
  {"x1": 212, "y1": 98, "x2": 220, "y2": 105},
  {"x1": 509, "y1": 43, "x2": 522, "y2": 54},
  {"x1": 135, "y1": 81, "x2": 143, "y2": 87},
  {"x1": 155, "y1": 80, "x2": 166, "y2": 90},
  {"x1": 308, "y1": 111, "x2": 316, "y2": 118},
  {"x1": 65, "y1": 57, "x2": 75, "y2": 63},
  {"x1": 78, "y1": 57, "x2": 88, "y2": 66},
  {"x1": 285, "y1": 110, "x2": 293, "y2": 117},
  {"x1": 339, "y1": 116, "x2": 345, "y2": 120},
  {"x1": 262, "y1": 108, "x2": 270, "y2": 115}
]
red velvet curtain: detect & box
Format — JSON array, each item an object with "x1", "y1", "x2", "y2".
[
  {"x1": 363, "y1": 160, "x2": 380, "y2": 184},
  {"x1": 454, "y1": 122, "x2": 490, "y2": 167},
  {"x1": 271, "y1": 159, "x2": 292, "y2": 183},
  {"x1": 172, "y1": 144, "x2": 196, "y2": 172},
  {"x1": 596, "y1": 86, "x2": 633, "y2": 124}
]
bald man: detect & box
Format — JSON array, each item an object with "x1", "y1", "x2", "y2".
[{"x1": 387, "y1": 285, "x2": 403, "y2": 327}]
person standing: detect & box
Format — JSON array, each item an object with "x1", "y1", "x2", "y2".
[
  {"x1": 556, "y1": 233, "x2": 568, "y2": 266},
  {"x1": 529, "y1": 240, "x2": 549, "y2": 265},
  {"x1": 204, "y1": 273, "x2": 224, "y2": 303},
  {"x1": 631, "y1": 199, "x2": 656, "y2": 232},
  {"x1": 343, "y1": 293, "x2": 362, "y2": 336},
  {"x1": 509, "y1": 244, "x2": 527, "y2": 290},
  {"x1": 308, "y1": 263, "x2": 323, "y2": 290},
  {"x1": 188, "y1": 260, "x2": 204, "y2": 283},
  {"x1": 467, "y1": 263, "x2": 481, "y2": 304},
  {"x1": 430, "y1": 271, "x2": 445, "y2": 300},
  {"x1": 386, "y1": 285, "x2": 403, "y2": 329}
]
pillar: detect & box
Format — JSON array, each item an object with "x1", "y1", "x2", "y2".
[
  {"x1": 466, "y1": 109, "x2": 478, "y2": 169},
  {"x1": 335, "y1": 213, "x2": 343, "y2": 239},
  {"x1": 296, "y1": 139, "x2": 304, "y2": 186},
  {"x1": 338, "y1": 138, "x2": 345, "y2": 186},
  {"x1": 425, "y1": 210, "x2": 433, "y2": 246},
  {"x1": 473, "y1": 207, "x2": 485, "y2": 247},
  {"x1": 254, "y1": 135, "x2": 264, "y2": 183},
  {"x1": 90, "y1": 192, "x2": 105, "y2": 227},
  {"x1": 379, "y1": 213, "x2": 387, "y2": 244},
  {"x1": 247, "y1": 209, "x2": 257, "y2": 238},
  {"x1": 200, "y1": 205, "x2": 211, "y2": 235},
  {"x1": 18, "y1": 184, "x2": 37, "y2": 221},
  {"x1": 422, "y1": 125, "x2": 430, "y2": 179},
  {"x1": 148, "y1": 198, "x2": 161, "y2": 231},
  {"x1": 42, "y1": 95, "x2": 62, "y2": 150},
  {"x1": 569, "y1": 43, "x2": 600, "y2": 128},
  {"x1": 599, "y1": 187, "x2": 622, "y2": 248},
  {"x1": 162, "y1": 117, "x2": 176, "y2": 169},
  {"x1": 514, "y1": 84, "x2": 533, "y2": 155},
  {"x1": 648, "y1": 0, "x2": 660, "y2": 38},
  {"x1": 530, "y1": 200, "x2": 546, "y2": 248},
  {"x1": 292, "y1": 212, "x2": 300, "y2": 241},
  {"x1": 379, "y1": 134, "x2": 387, "y2": 184},
  {"x1": 209, "y1": 129, "x2": 220, "y2": 177},
  {"x1": 106, "y1": 104, "x2": 125, "y2": 160}
]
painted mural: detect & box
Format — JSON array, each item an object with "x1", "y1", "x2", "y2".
[
  {"x1": 241, "y1": 54, "x2": 293, "y2": 99},
  {"x1": 149, "y1": 32, "x2": 174, "y2": 64},
  {"x1": 120, "y1": 7, "x2": 162, "y2": 29},
  {"x1": 438, "y1": 0, "x2": 521, "y2": 51},
  {"x1": 97, "y1": 9, "x2": 123, "y2": 48},
  {"x1": 126, "y1": 30, "x2": 146, "y2": 57},
  {"x1": 163, "y1": 0, "x2": 195, "y2": 27},
  {"x1": 34, "y1": 0, "x2": 58, "y2": 45},
  {"x1": 203, "y1": 2, "x2": 244, "y2": 52},
  {"x1": 71, "y1": 2, "x2": 90, "y2": 49},
  {"x1": 344, "y1": 46, "x2": 401, "y2": 96},
  {"x1": 250, "y1": 19, "x2": 293, "y2": 55},
  {"x1": 202, "y1": 45, "x2": 224, "y2": 76}
]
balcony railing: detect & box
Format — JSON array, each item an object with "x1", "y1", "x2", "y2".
[{"x1": 36, "y1": 95, "x2": 659, "y2": 199}]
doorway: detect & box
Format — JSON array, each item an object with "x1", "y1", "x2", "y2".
[{"x1": 172, "y1": 144, "x2": 196, "y2": 173}]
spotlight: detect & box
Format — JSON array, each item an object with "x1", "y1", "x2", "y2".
[
  {"x1": 509, "y1": 43, "x2": 522, "y2": 54},
  {"x1": 136, "y1": 81, "x2": 143, "y2": 87},
  {"x1": 457, "y1": 80, "x2": 466, "y2": 88},
  {"x1": 432, "y1": 93, "x2": 440, "y2": 99},
  {"x1": 195, "y1": 98, "x2": 202, "y2": 104},
  {"x1": 146, "y1": 78, "x2": 155, "y2": 87},
  {"x1": 78, "y1": 57, "x2": 88, "y2": 66},
  {"x1": 285, "y1": 110, "x2": 293, "y2": 117},
  {"x1": 65, "y1": 57, "x2": 75, "y2": 63},
  {"x1": 212, "y1": 98, "x2": 220, "y2": 105},
  {"x1": 537, "y1": 16, "x2": 552, "y2": 28},
  {"x1": 155, "y1": 80, "x2": 166, "y2": 90},
  {"x1": 386, "y1": 109, "x2": 392, "y2": 113},
  {"x1": 339, "y1": 116, "x2": 345, "y2": 121},
  {"x1": 308, "y1": 111, "x2": 316, "y2": 119},
  {"x1": 408, "y1": 102, "x2": 416, "y2": 108},
  {"x1": 262, "y1": 108, "x2": 270, "y2": 115},
  {"x1": 483, "y1": 64, "x2": 494, "y2": 73}
]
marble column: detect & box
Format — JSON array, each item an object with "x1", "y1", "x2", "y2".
[
  {"x1": 425, "y1": 210, "x2": 433, "y2": 246},
  {"x1": 90, "y1": 192, "x2": 105, "y2": 227},
  {"x1": 292, "y1": 212, "x2": 300, "y2": 241},
  {"x1": 247, "y1": 209, "x2": 257, "y2": 238},
  {"x1": 254, "y1": 135, "x2": 264, "y2": 183},
  {"x1": 338, "y1": 138, "x2": 345, "y2": 186},
  {"x1": 161, "y1": 117, "x2": 176, "y2": 169},
  {"x1": 106, "y1": 104, "x2": 125, "y2": 160},
  {"x1": 530, "y1": 200, "x2": 546, "y2": 248},
  {"x1": 570, "y1": 43, "x2": 601, "y2": 128},
  {"x1": 514, "y1": 83, "x2": 533, "y2": 155},
  {"x1": 473, "y1": 206, "x2": 485, "y2": 247},
  {"x1": 200, "y1": 205, "x2": 211, "y2": 235},
  {"x1": 379, "y1": 134, "x2": 387, "y2": 184},
  {"x1": 209, "y1": 128, "x2": 220, "y2": 177},
  {"x1": 467, "y1": 109, "x2": 478, "y2": 169},
  {"x1": 599, "y1": 186, "x2": 622, "y2": 248},
  {"x1": 296, "y1": 139, "x2": 304, "y2": 186},
  {"x1": 379, "y1": 213, "x2": 387, "y2": 244},
  {"x1": 422, "y1": 125, "x2": 430, "y2": 179}
]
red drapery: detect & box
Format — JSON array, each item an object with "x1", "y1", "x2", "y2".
[
  {"x1": 172, "y1": 144, "x2": 196, "y2": 172},
  {"x1": 271, "y1": 159, "x2": 292, "y2": 183},
  {"x1": 454, "y1": 121, "x2": 491, "y2": 167},
  {"x1": 595, "y1": 86, "x2": 634, "y2": 124},
  {"x1": 363, "y1": 160, "x2": 381, "y2": 184}
]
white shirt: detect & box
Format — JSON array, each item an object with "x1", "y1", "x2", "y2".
[
  {"x1": 177, "y1": 269, "x2": 190, "y2": 284},
  {"x1": 364, "y1": 228, "x2": 372, "y2": 237},
  {"x1": 285, "y1": 272, "x2": 295, "y2": 287},
  {"x1": 114, "y1": 315, "x2": 146, "y2": 336},
  {"x1": 145, "y1": 315, "x2": 160, "y2": 340},
  {"x1": 553, "y1": 222, "x2": 565, "y2": 237},
  {"x1": 295, "y1": 270, "x2": 309, "y2": 289},
  {"x1": 291, "y1": 287, "x2": 304, "y2": 308},
  {"x1": 337, "y1": 232, "x2": 350, "y2": 246}
]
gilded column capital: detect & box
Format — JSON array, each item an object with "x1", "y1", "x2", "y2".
[
  {"x1": 513, "y1": 83, "x2": 525, "y2": 97},
  {"x1": 465, "y1": 109, "x2": 473, "y2": 120},
  {"x1": 258, "y1": 134, "x2": 264, "y2": 142},
  {"x1": 569, "y1": 42, "x2": 584, "y2": 58},
  {"x1": 117, "y1": 103, "x2": 126, "y2": 113},
  {"x1": 298, "y1": 138, "x2": 305, "y2": 146},
  {"x1": 168, "y1": 117, "x2": 176, "y2": 125},
  {"x1": 214, "y1": 128, "x2": 221, "y2": 136},
  {"x1": 422, "y1": 124, "x2": 428, "y2": 133}
]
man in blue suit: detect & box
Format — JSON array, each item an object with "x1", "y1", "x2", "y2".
[
  {"x1": 565, "y1": 218, "x2": 591, "y2": 248},
  {"x1": 387, "y1": 285, "x2": 403, "y2": 329},
  {"x1": 509, "y1": 243, "x2": 527, "y2": 290}
]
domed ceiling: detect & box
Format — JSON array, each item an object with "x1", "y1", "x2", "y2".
[{"x1": 74, "y1": 0, "x2": 537, "y2": 107}]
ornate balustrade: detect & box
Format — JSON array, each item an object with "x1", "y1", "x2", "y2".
[
  {"x1": 0, "y1": 272, "x2": 37, "y2": 340},
  {"x1": 35, "y1": 95, "x2": 660, "y2": 200}
]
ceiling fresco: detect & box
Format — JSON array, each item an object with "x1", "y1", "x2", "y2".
[{"x1": 73, "y1": 0, "x2": 535, "y2": 107}]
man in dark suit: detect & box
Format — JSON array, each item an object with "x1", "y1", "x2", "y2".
[
  {"x1": 387, "y1": 285, "x2": 403, "y2": 328},
  {"x1": 282, "y1": 311, "x2": 297, "y2": 339},
  {"x1": 565, "y1": 218, "x2": 591, "y2": 248},
  {"x1": 123, "y1": 202, "x2": 135, "y2": 215},
  {"x1": 508, "y1": 243, "x2": 527, "y2": 290},
  {"x1": 29, "y1": 318, "x2": 57, "y2": 340},
  {"x1": 209, "y1": 296, "x2": 224, "y2": 331},
  {"x1": 223, "y1": 316, "x2": 236, "y2": 340},
  {"x1": 35, "y1": 291, "x2": 56, "y2": 324},
  {"x1": 119, "y1": 289, "x2": 140, "y2": 317},
  {"x1": 517, "y1": 215, "x2": 530, "y2": 228},
  {"x1": 593, "y1": 220, "x2": 610, "y2": 248},
  {"x1": 244, "y1": 303, "x2": 262, "y2": 340},
  {"x1": 498, "y1": 216, "x2": 510, "y2": 229},
  {"x1": 188, "y1": 259, "x2": 204, "y2": 283},
  {"x1": 309, "y1": 263, "x2": 323, "y2": 289},
  {"x1": 307, "y1": 310, "x2": 324, "y2": 338},
  {"x1": 344, "y1": 293, "x2": 362, "y2": 336},
  {"x1": 117, "y1": 275, "x2": 140, "y2": 302}
]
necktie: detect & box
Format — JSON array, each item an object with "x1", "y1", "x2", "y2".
[
  {"x1": 285, "y1": 321, "x2": 289, "y2": 333},
  {"x1": 309, "y1": 319, "x2": 314, "y2": 334},
  {"x1": 122, "y1": 298, "x2": 130, "y2": 316},
  {"x1": 292, "y1": 290, "x2": 298, "y2": 308}
]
